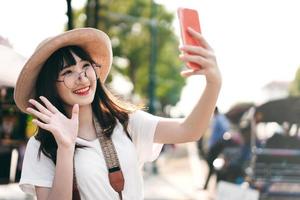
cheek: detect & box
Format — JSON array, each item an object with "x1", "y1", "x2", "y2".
[
  {"x1": 56, "y1": 84, "x2": 72, "y2": 103},
  {"x1": 56, "y1": 84, "x2": 65, "y2": 96}
]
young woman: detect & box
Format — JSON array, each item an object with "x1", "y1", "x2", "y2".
[{"x1": 15, "y1": 27, "x2": 221, "y2": 200}]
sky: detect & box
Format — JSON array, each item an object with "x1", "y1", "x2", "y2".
[{"x1": 1, "y1": 0, "x2": 300, "y2": 115}]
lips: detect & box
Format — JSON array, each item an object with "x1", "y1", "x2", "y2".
[{"x1": 73, "y1": 86, "x2": 90, "y2": 95}]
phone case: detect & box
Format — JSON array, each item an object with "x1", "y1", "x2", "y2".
[{"x1": 177, "y1": 8, "x2": 202, "y2": 69}]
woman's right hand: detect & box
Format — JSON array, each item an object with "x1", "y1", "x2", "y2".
[{"x1": 26, "y1": 96, "x2": 79, "y2": 149}]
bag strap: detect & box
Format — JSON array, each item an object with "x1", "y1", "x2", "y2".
[
  {"x1": 72, "y1": 116, "x2": 124, "y2": 199},
  {"x1": 93, "y1": 116, "x2": 124, "y2": 198}
]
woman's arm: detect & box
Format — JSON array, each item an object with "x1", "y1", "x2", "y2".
[
  {"x1": 26, "y1": 97, "x2": 79, "y2": 199},
  {"x1": 36, "y1": 147, "x2": 75, "y2": 200},
  {"x1": 154, "y1": 27, "x2": 221, "y2": 144}
]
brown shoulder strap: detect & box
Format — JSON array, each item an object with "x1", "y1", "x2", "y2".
[
  {"x1": 72, "y1": 117, "x2": 124, "y2": 199},
  {"x1": 93, "y1": 116, "x2": 124, "y2": 197}
]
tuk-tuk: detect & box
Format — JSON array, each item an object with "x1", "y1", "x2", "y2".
[{"x1": 247, "y1": 97, "x2": 300, "y2": 199}]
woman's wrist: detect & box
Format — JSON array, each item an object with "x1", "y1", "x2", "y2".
[
  {"x1": 57, "y1": 144, "x2": 75, "y2": 155},
  {"x1": 206, "y1": 78, "x2": 222, "y2": 89}
]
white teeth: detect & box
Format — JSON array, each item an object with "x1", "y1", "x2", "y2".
[{"x1": 74, "y1": 87, "x2": 89, "y2": 93}]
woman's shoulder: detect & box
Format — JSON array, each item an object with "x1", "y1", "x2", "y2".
[
  {"x1": 23, "y1": 135, "x2": 54, "y2": 165},
  {"x1": 128, "y1": 109, "x2": 143, "y2": 118},
  {"x1": 27, "y1": 135, "x2": 40, "y2": 144},
  {"x1": 25, "y1": 135, "x2": 41, "y2": 152},
  {"x1": 128, "y1": 109, "x2": 161, "y2": 128},
  {"x1": 128, "y1": 109, "x2": 150, "y2": 123}
]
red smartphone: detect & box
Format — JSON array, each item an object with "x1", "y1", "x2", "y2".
[{"x1": 177, "y1": 8, "x2": 202, "y2": 69}]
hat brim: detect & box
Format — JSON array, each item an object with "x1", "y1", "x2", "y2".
[{"x1": 14, "y1": 28, "x2": 112, "y2": 113}]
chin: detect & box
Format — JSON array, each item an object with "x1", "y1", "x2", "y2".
[
  {"x1": 74, "y1": 94, "x2": 95, "y2": 105},
  {"x1": 78, "y1": 98, "x2": 94, "y2": 106}
]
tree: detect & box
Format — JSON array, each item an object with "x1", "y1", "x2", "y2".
[
  {"x1": 66, "y1": 0, "x2": 74, "y2": 30},
  {"x1": 85, "y1": 0, "x2": 99, "y2": 27},
  {"x1": 289, "y1": 67, "x2": 300, "y2": 96},
  {"x1": 73, "y1": 0, "x2": 185, "y2": 113}
]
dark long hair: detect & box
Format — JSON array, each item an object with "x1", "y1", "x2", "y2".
[{"x1": 34, "y1": 45, "x2": 138, "y2": 163}]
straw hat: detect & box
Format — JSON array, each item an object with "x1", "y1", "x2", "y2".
[{"x1": 14, "y1": 28, "x2": 112, "y2": 113}]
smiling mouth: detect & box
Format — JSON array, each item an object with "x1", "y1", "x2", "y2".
[{"x1": 73, "y1": 86, "x2": 90, "y2": 95}]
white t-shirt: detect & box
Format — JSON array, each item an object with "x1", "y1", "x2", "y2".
[{"x1": 19, "y1": 110, "x2": 163, "y2": 200}]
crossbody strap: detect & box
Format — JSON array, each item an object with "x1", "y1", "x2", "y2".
[
  {"x1": 72, "y1": 116, "x2": 124, "y2": 200},
  {"x1": 93, "y1": 116, "x2": 124, "y2": 199}
]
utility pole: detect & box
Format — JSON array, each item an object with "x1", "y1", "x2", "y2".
[
  {"x1": 148, "y1": 0, "x2": 159, "y2": 175},
  {"x1": 94, "y1": 0, "x2": 99, "y2": 28},
  {"x1": 66, "y1": 0, "x2": 73, "y2": 30},
  {"x1": 148, "y1": 0, "x2": 157, "y2": 114}
]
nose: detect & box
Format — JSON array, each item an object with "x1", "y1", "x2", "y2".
[
  {"x1": 75, "y1": 71, "x2": 89, "y2": 85},
  {"x1": 78, "y1": 71, "x2": 87, "y2": 80}
]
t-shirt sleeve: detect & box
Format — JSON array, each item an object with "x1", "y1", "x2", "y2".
[
  {"x1": 19, "y1": 136, "x2": 55, "y2": 196},
  {"x1": 128, "y1": 110, "x2": 164, "y2": 165}
]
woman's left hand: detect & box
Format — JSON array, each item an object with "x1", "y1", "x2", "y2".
[{"x1": 179, "y1": 27, "x2": 221, "y2": 85}]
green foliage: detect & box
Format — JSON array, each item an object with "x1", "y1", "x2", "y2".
[
  {"x1": 289, "y1": 67, "x2": 300, "y2": 96},
  {"x1": 73, "y1": 0, "x2": 185, "y2": 111}
]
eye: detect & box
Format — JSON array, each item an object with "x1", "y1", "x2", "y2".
[
  {"x1": 61, "y1": 70, "x2": 72, "y2": 76},
  {"x1": 83, "y1": 63, "x2": 91, "y2": 68}
]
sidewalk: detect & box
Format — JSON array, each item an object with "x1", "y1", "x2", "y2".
[{"x1": 143, "y1": 143, "x2": 216, "y2": 200}]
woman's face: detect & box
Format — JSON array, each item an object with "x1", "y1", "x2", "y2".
[{"x1": 55, "y1": 52, "x2": 97, "y2": 107}]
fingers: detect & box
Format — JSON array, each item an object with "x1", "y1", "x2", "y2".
[
  {"x1": 187, "y1": 27, "x2": 211, "y2": 50},
  {"x1": 26, "y1": 107, "x2": 51, "y2": 123},
  {"x1": 180, "y1": 69, "x2": 206, "y2": 78},
  {"x1": 71, "y1": 104, "x2": 79, "y2": 121},
  {"x1": 32, "y1": 119, "x2": 53, "y2": 132},
  {"x1": 179, "y1": 54, "x2": 209, "y2": 67},
  {"x1": 39, "y1": 96, "x2": 59, "y2": 114},
  {"x1": 28, "y1": 98, "x2": 53, "y2": 116},
  {"x1": 179, "y1": 45, "x2": 211, "y2": 58}
]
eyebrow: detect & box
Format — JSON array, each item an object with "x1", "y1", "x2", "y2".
[{"x1": 62, "y1": 60, "x2": 88, "y2": 70}]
